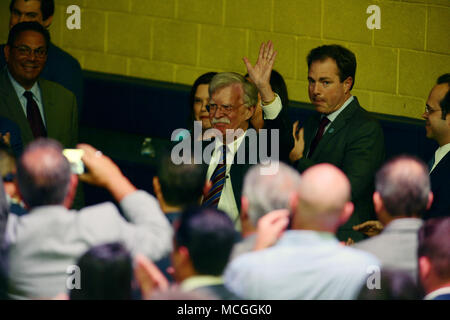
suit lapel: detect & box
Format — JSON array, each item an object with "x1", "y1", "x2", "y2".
[
  {"x1": 310, "y1": 98, "x2": 360, "y2": 160},
  {"x1": 0, "y1": 68, "x2": 34, "y2": 143}
]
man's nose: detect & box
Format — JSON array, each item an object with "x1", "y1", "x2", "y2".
[{"x1": 312, "y1": 83, "x2": 321, "y2": 95}]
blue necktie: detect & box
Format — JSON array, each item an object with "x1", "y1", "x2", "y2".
[{"x1": 203, "y1": 145, "x2": 227, "y2": 208}]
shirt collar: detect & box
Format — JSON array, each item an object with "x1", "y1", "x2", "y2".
[
  {"x1": 215, "y1": 130, "x2": 247, "y2": 156},
  {"x1": 7, "y1": 68, "x2": 41, "y2": 103},
  {"x1": 325, "y1": 96, "x2": 354, "y2": 123},
  {"x1": 180, "y1": 275, "x2": 224, "y2": 292},
  {"x1": 424, "y1": 286, "x2": 450, "y2": 300}
]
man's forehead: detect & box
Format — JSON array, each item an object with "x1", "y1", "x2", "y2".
[
  {"x1": 211, "y1": 83, "x2": 243, "y2": 102},
  {"x1": 308, "y1": 58, "x2": 339, "y2": 77},
  {"x1": 13, "y1": 0, "x2": 42, "y2": 12},
  {"x1": 14, "y1": 30, "x2": 45, "y2": 44}
]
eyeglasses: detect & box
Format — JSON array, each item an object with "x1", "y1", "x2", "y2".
[
  {"x1": 207, "y1": 103, "x2": 245, "y2": 114},
  {"x1": 12, "y1": 45, "x2": 47, "y2": 59}
]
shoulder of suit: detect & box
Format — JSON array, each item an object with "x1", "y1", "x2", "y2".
[
  {"x1": 39, "y1": 77, "x2": 76, "y2": 99},
  {"x1": 48, "y1": 43, "x2": 82, "y2": 70}
]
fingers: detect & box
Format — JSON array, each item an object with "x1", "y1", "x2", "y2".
[{"x1": 243, "y1": 57, "x2": 252, "y2": 72}]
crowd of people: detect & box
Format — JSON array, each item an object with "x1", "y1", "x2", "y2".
[{"x1": 0, "y1": 0, "x2": 449, "y2": 300}]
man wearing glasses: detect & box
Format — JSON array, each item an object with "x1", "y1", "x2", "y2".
[
  {"x1": 422, "y1": 74, "x2": 450, "y2": 219},
  {"x1": 0, "y1": 21, "x2": 78, "y2": 149}
]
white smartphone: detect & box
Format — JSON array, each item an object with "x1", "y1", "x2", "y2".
[{"x1": 63, "y1": 149, "x2": 85, "y2": 175}]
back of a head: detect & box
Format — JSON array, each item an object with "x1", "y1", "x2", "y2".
[
  {"x1": 243, "y1": 162, "x2": 301, "y2": 227},
  {"x1": 209, "y1": 72, "x2": 258, "y2": 108},
  {"x1": 437, "y1": 74, "x2": 450, "y2": 120},
  {"x1": 295, "y1": 164, "x2": 351, "y2": 230},
  {"x1": 307, "y1": 45, "x2": 357, "y2": 90},
  {"x1": 357, "y1": 269, "x2": 423, "y2": 300},
  {"x1": 16, "y1": 138, "x2": 71, "y2": 208},
  {"x1": 175, "y1": 207, "x2": 237, "y2": 276},
  {"x1": 157, "y1": 151, "x2": 207, "y2": 208},
  {"x1": 375, "y1": 155, "x2": 430, "y2": 217},
  {"x1": 70, "y1": 242, "x2": 133, "y2": 300},
  {"x1": 418, "y1": 217, "x2": 450, "y2": 282}
]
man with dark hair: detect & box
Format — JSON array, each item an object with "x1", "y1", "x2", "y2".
[
  {"x1": 70, "y1": 243, "x2": 133, "y2": 300},
  {"x1": 0, "y1": 21, "x2": 78, "y2": 149},
  {"x1": 289, "y1": 44, "x2": 385, "y2": 242},
  {"x1": 354, "y1": 156, "x2": 433, "y2": 280},
  {"x1": 418, "y1": 217, "x2": 450, "y2": 300},
  {"x1": 1, "y1": 0, "x2": 83, "y2": 116},
  {"x1": 153, "y1": 152, "x2": 208, "y2": 225},
  {"x1": 4, "y1": 138, "x2": 172, "y2": 299},
  {"x1": 422, "y1": 73, "x2": 450, "y2": 219},
  {"x1": 171, "y1": 207, "x2": 240, "y2": 300}
]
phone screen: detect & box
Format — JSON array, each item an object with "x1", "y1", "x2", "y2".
[{"x1": 63, "y1": 149, "x2": 85, "y2": 175}]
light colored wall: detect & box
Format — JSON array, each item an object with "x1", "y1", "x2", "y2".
[{"x1": 1, "y1": 0, "x2": 449, "y2": 119}]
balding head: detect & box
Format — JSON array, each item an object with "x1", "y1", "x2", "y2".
[
  {"x1": 293, "y1": 164, "x2": 353, "y2": 232},
  {"x1": 17, "y1": 138, "x2": 72, "y2": 208},
  {"x1": 375, "y1": 155, "x2": 432, "y2": 219}
]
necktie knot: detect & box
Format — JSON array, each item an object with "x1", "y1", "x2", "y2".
[
  {"x1": 23, "y1": 91, "x2": 33, "y2": 100},
  {"x1": 307, "y1": 116, "x2": 331, "y2": 158},
  {"x1": 319, "y1": 116, "x2": 331, "y2": 129}
]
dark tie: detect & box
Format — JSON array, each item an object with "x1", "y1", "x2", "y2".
[
  {"x1": 23, "y1": 91, "x2": 47, "y2": 138},
  {"x1": 202, "y1": 145, "x2": 227, "y2": 208},
  {"x1": 308, "y1": 116, "x2": 331, "y2": 158}
]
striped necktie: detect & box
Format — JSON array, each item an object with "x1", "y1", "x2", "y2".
[{"x1": 202, "y1": 145, "x2": 227, "y2": 208}]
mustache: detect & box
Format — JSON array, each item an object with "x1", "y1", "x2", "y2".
[{"x1": 211, "y1": 118, "x2": 231, "y2": 125}]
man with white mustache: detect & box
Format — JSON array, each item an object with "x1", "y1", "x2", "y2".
[
  {"x1": 201, "y1": 41, "x2": 293, "y2": 229},
  {"x1": 0, "y1": 21, "x2": 78, "y2": 149}
]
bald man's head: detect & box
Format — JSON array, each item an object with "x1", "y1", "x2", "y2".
[
  {"x1": 293, "y1": 164, "x2": 353, "y2": 232},
  {"x1": 17, "y1": 138, "x2": 71, "y2": 208}
]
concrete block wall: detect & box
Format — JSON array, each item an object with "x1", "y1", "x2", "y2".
[{"x1": 0, "y1": 0, "x2": 448, "y2": 119}]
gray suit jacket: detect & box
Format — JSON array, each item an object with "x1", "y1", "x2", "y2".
[
  {"x1": 353, "y1": 218, "x2": 422, "y2": 281},
  {"x1": 5, "y1": 190, "x2": 173, "y2": 299},
  {"x1": 0, "y1": 67, "x2": 78, "y2": 148}
]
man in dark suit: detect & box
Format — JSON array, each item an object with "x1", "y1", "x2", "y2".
[
  {"x1": 289, "y1": 45, "x2": 385, "y2": 242},
  {"x1": 422, "y1": 74, "x2": 450, "y2": 219},
  {"x1": 0, "y1": 21, "x2": 78, "y2": 149},
  {"x1": 418, "y1": 217, "x2": 450, "y2": 300},
  {"x1": 194, "y1": 41, "x2": 292, "y2": 229},
  {"x1": 0, "y1": 0, "x2": 83, "y2": 117}
]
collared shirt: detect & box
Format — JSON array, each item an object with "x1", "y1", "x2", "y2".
[
  {"x1": 430, "y1": 142, "x2": 450, "y2": 173},
  {"x1": 323, "y1": 95, "x2": 354, "y2": 132},
  {"x1": 206, "y1": 95, "x2": 282, "y2": 230},
  {"x1": 224, "y1": 230, "x2": 380, "y2": 300},
  {"x1": 7, "y1": 69, "x2": 46, "y2": 127},
  {"x1": 424, "y1": 286, "x2": 450, "y2": 300},
  {"x1": 180, "y1": 275, "x2": 224, "y2": 292}
]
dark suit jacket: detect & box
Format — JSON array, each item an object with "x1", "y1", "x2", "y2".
[
  {"x1": 0, "y1": 67, "x2": 78, "y2": 148},
  {"x1": 296, "y1": 97, "x2": 385, "y2": 241},
  {"x1": 0, "y1": 115, "x2": 23, "y2": 157},
  {"x1": 426, "y1": 151, "x2": 450, "y2": 219},
  {"x1": 0, "y1": 43, "x2": 83, "y2": 118}
]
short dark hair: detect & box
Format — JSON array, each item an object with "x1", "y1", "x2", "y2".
[
  {"x1": 175, "y1": 208, "x2": 237, "y2": 276},
  {"x1": 157, "y1": 151, "x2": 207, "y2": 208},
  {"x1": 375, "y1": 155, "x2": 430, "y2": 217},
  {"x1": 418, "y1": 217, "x2": 450, "y2": 281},
  {"x1": 10, "y1": 0, "x2": 55, "y2": 21},
  {"x1": 357, "y1": 269, "x2": 423, "y2": 300},
  {"x1": 70, "y1": 243, "x2": 133, "y2": 300},
  {"x1": 436, "y1": 74, "x2": 450, "y2": 120},
  {"x1": 189, "y1": 72, "x2": 218, "y2": 124},
  {"x1": 16, "y1": 138, "x2": 71, "y2": 208},
  {"x1": 307, "y1": 45, "x2": 357, "y2": 90},
  {"x1": 7, "y1": 21, "x2": 50, "y2": 49}
]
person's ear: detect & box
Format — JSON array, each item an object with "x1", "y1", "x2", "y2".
[
  {"x1": 63, "y1": 174, "x2": 78, "y2": 209},
  {"x1": 245, "y1": 105, "x2": 256, "y2": 121},
  {"x1": 203, "y1": 180, "x2": 212, "y2": 198},
  {"x1": 343, "y1": 76, "x2": 353, "y2": 93},
  {"x1": 134, "y1": 254, "x2": 169, "y2": 300},
  {"x1": 418, "y1": 256, "x2": 431, "y2": 281},
  {"x1": 426, "y1": 192, "x2": 434, "y2": 210},
  {"x1": 4, "y1": 45, "x2": 10, "y2": 63},
  {"x1": 339, "y1": 201, "x2": 354, "y2": 226},
  {"x1": 42, "y1": 15, "x2": 53, "y2": 29},
  {"x1": 373, "y1": 192, "x2": 384, "y2": 214},
  {"x1": 240, "y1": 196, "x2": 249, "y2": 220}
]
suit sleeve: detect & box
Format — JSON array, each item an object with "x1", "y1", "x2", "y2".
[
  {"x1": 340, "y1": 120, "x2": 385, "y2": 201},
  {"x1": 118, "y1": 190, "x2": 173, "y2": 261}
]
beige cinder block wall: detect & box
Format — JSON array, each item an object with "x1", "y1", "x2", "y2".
[{"x1": 1, "y1": 0, "x2": 448, "y2": 119}]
